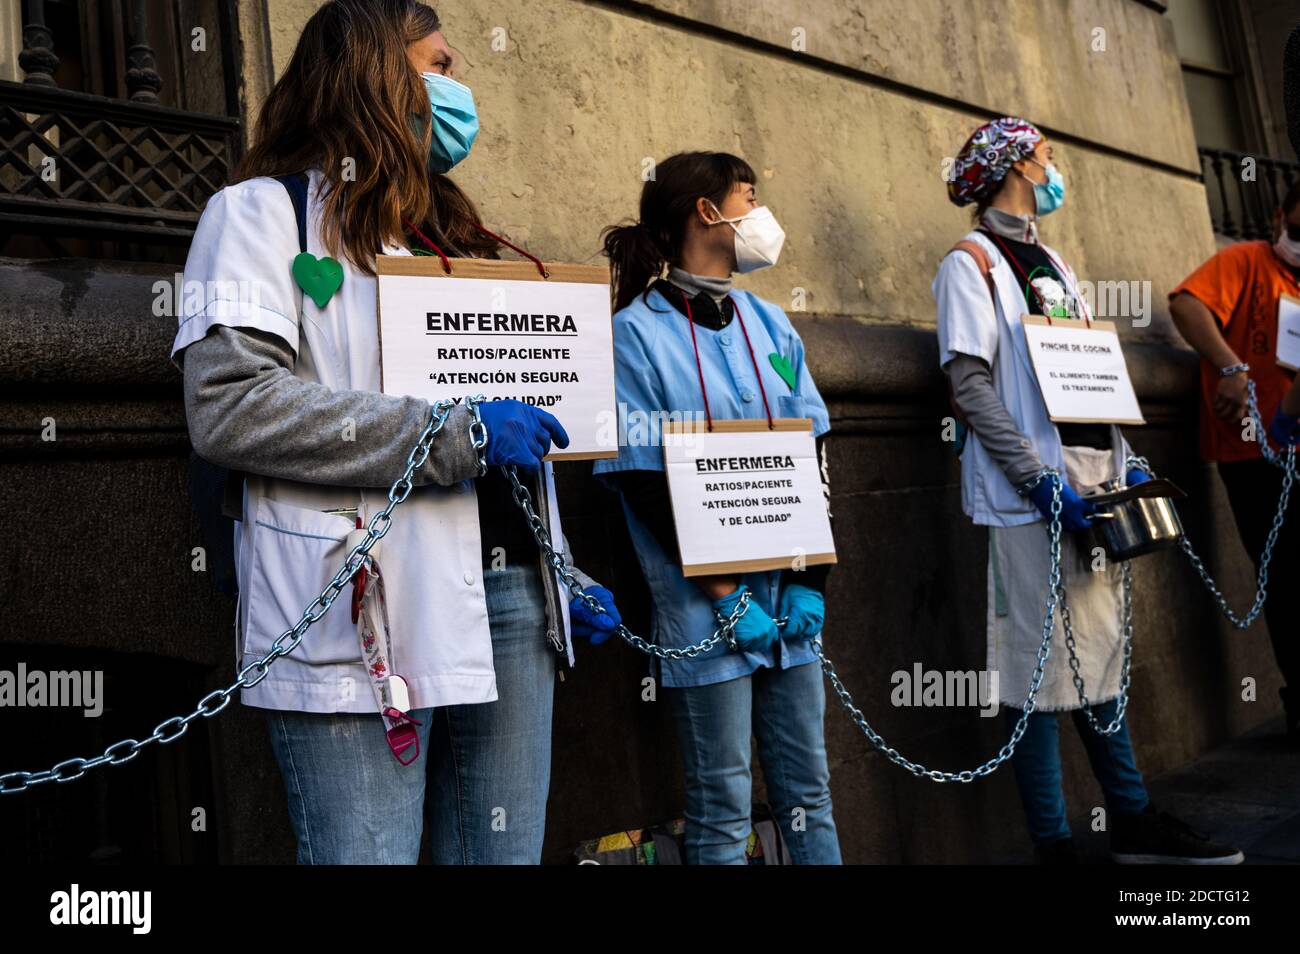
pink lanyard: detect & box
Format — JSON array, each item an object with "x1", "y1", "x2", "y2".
[
  {"x1": 676, "y1": 288, "x2": 775, "y2": 431},
  {"x1": 346, "y1": 510, "x2": 422, "y2": 766}
]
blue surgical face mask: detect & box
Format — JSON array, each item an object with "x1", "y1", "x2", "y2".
[
  {"x1": 1024, "y1": 158, "x2": 1065, "y2": 216},
  {"x1": 419, "y1": 72, "x2": 479, "y2": 173}
]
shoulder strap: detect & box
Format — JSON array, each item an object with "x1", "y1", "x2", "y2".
[
  {"x1": 943, "y1": 239, "x2": 999, "y2": 431},
  {"x1": 217, "y1": 171, "x2": 307, "y2": 525},
  {"x1": 274, "y1": 172, "x2": 309, "y2": 254},
  {"x1": 950, "y1": 239, "x2": 996, "y2": 303}
]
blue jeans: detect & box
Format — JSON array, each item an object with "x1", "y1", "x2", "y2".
[
  {"x1": 265, "y1": 564, "x2": 555, "y2": 864},
  {"x1": 1003, "y1": 699, "x2": 1150, "y2": 844},
  {"x1": 666, "y1": 658, "x2": 841, "y2": 865}
]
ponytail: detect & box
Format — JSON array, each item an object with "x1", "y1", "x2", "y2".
[{"x1": 601, "y1": 221, "x2": 665, "y2": 313}]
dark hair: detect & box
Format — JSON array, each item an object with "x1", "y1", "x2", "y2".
[
  {"x1": 601, "y1": 151, "x2": 756, "y2": 312},
  {"x1": 971, "y1": 173, "x2": 1012, "y2": 224},
  {"x1": 234, "y1": 0, "x2": 497, "y2": 272},
  {"x1": 1282, "y1": 178, "x2": 1300, "y2": 216}
]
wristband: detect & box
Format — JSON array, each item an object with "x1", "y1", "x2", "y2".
[
  {"x1": 1124, "y1": 454, "x2": 1154, "y2": 476},
  {"x1": 1219, "y1": 362, "x2": 1250, "y2": 377},
  {"x1": 1015, "y1": 467, "x2": 1059, "y2": 497}
]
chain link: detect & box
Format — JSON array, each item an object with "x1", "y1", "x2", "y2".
[
  {"x1": 1178, "y1": 384, "x2": 1296, "y2": 629},
  {"x1": 466, "y1": 394, "x2": 488, "y2": 477},
  {"x1": 0, "y1": 397, "x2": 474, "y2": 795}
]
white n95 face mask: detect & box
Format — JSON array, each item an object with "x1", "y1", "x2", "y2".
[{"x1": 709, "y1": 204, "x2": 786, "y2": 273}]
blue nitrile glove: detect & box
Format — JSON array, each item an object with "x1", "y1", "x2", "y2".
[
  {"x1": 1269, "y1": 409, "x2": 1300, "y2": 448},
  {"x1": 478, "y1": 399, "x2": 569, "y2": 472},
  {"x1": 1027, "y1": 478, "x2": 1096, "y2": 532},
  {"x1": 713, "y1": 584, "x2": 780, "y2": 652},
  {"x1": 1125, "y1": 467, "x2": 1152, "y2": 488},
  {"x1": 778, "y1": 584, "x2": 825, "y2": 640},
  {"x1": 569, "y1": 585, "x2": 622, "y2": 645}
]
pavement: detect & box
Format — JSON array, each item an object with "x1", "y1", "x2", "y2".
[{"x1": 1014, "y1": 718, "x2": 1300, "y2": 864}]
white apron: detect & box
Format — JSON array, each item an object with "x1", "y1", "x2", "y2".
[{"x1": 987, "y1": 445, "x2": 1125, "y2": 711}]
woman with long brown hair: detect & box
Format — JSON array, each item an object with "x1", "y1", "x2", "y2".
[{"x1": 168, "y1": 0, "x2": 619, "y2": 864}]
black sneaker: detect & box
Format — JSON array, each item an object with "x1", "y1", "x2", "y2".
[
  {"x1": 1110, "y1": 805, "x2": 1244, "y2": 865},
  {"x1": 1034, "y1": 836, "x2": 1079, "y2": 865}
]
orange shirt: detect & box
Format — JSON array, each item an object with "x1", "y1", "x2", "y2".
[{"x1": 1170, "y1": 240, "x2": 1300, "y2": 462}]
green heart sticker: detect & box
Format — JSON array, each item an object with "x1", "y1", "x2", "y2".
[
  {"x1": 292, "y1": 252, "x2": 344, "y2": 308},
  {"x1": 768, "y1": 352, "x2": 796, "y2": 390}
]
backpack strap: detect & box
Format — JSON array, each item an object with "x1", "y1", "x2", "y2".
[
  {"x1": 274, "y1": 171, "x2": 309, "y2": 254},
  {"x1": 213, "y1": 171, "x2": 308, "y2": 520},
  {"x1": 943, "y1": 239, "x2": 1000, "y2": 435},
  {"x1": 950, "y1": 239, "x2": 996, "y2": 302}
]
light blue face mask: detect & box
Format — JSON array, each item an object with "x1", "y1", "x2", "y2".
[
  {"x1": 1025, "y1": 159, "x2": 1065, "y2": 216},
  {"x1": 419, "y1": 72, "x2": 479, "y2": 173}
]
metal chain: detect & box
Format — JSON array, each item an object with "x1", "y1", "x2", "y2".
[
  {"x1": 467, "y1": 396, "x2": 488, "y2": 476},
  {"x1": 533, "y1": 466, "x2": 1073, "y2": 783},
  {"x1": 0, "y1": 396, "x2": 477, "y2": 795},
  {"x1": 1177, "y1": 385, "x2": 1296, "y2": 629},
  {"x1": 1055, "y1": 452, "x2": 1141, "y2": 735},
  {"x1": 502, "y1": 467, "x2": 747, "y2": 659},
  {"x1": 4, "y1": 412, "x2": 1156, "y2": 792},
  {"x1": 797, "y1": 470, "x2": 1067, "y2": 781},
  {"x1": 812, "y1": 470, "x2": 1140, "y2": 778},
  {"x1": 1061, "y1": 561, "x2": 1134, "y2": 736},
  {"x1": 521, "y1": 465, "x2": 1146, "y2": 781},
  {"x1": 1246, "y1": 379, "x2": 1292, "y2": 469}
]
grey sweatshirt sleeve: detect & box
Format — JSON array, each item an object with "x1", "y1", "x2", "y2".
[
  {"x1": 944, "y1": 353, "x2": 1043, "y2": 486},
  {"x1": 179, "y1": 324, "x2": 482, "y2": 489},
  {"x1": 556, "y1": 524, "x2": 599, "y2": 592}
]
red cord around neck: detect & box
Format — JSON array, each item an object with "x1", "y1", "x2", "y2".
[
  {"x1": 401, "y1": 217, "x2": 550, "y2": 279},
  {"x1": 676, "y1": 290, "x2": 775, "y2": 432},
  {"x1": 679, "y1": 292, "x2": 714, "y2": 432},
  {"x1": 730, "y1": 294, "x2": 775, "y2": 429},
  {"x1": 466, "y1": 221, "x2": 550, "y2": 278},
  {"x1": 401, "y1": 217, "x2": 452, "y2": 273}
]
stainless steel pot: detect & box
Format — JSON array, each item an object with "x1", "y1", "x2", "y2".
[{"x1": 1082, "y1": 477, "x2": 1186, "y2": 562}]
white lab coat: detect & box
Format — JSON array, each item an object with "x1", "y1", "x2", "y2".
[
  {"x1": 170, "y1": 170, "x2": 572, "y2": 714},
  {"x1": 931, "y1": 229, "x2": 1131, "y2": 526}
]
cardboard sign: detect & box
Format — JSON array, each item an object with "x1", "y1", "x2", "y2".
[
  {"x1": 663, "y1": 419, "x2": 836, "y2": 577},
  {"x1": 1021, "y1": 316, "x2": 1145, "y2": 425},
  {"x1": 1276, "y1": 293, "x2": 1300, "y2": 371},
  {"x1": 375, "y1": 256, "x2": 617, "y2": 460}
]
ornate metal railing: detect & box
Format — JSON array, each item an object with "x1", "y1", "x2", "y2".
[
  {"x1": 2, "y1": 0, "x2": 242, "y2": 252},
  {"x1": 1198, "y1": 148, "x2": 1300, "y2": 241},
  {"x1": 0, "y1": 81, "x2": 239, "y2": 245}
]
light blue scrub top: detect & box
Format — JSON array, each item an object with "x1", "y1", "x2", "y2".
[{"x1": 593, "y1": 284, "x2": 832, "y2": 688}]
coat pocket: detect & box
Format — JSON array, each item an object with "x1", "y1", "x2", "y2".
[
  {"x1": 242, "y1": 497, "x2": 361, "y2": 666},
  {"x1": 776, "y1": 393, "x2": 805, "y2": 421}
]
